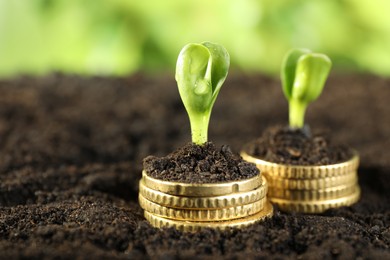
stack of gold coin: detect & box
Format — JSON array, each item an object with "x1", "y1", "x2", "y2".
[
  {"x1": 139, "y1": 171, "x2": 273, "y2": 232},
  {"x1": 241, "y1": 152, "x2": 360, "y2": 213}
]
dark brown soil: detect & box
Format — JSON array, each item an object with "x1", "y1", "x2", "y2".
[
  {"x1": 0, "y1": 73, "x2": 389, "y2": 259},
  {"x1": 244, "y1": 125, "x2": 354, "y2": 165},
  {"x1": 143, "y1": 142, "x2": 258, "y2": 183}
]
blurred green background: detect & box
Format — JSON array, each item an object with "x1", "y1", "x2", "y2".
[{"x1": 1, "y1": 0, "x2": 390, "y2": 78}]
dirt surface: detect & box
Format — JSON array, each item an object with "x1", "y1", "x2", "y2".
[
  {"x1": 144, "y1": 142, "x2": 258, "y2": 183},
  {"x1": 244, "y1": 125, "x2": 354, "y2": 165},
  {"x1": 0, "y1": 73, "x2": 389, "y2": 259}
]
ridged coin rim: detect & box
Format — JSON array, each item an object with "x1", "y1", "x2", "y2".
[
  {"x1": 139, "y1": 194, "x2": 267, "y2": 221},
  {"x1": 139, "y1": 176, "x2": 268, "y2": 209},
  {"x1": 240, "y1": 150, "x2": 359, "y2": 179},
  {"x1": 142, "y1": 170, "x2": 262, "y2": 197},
  {"x1": 143, "y1": 201, "x2": 274, "y2": 232},
  {"x1": 267, "y1": 182, "x2": 358, "y2": 201},
  {"x1": 265, "y1": 172, "x2": 358, "y2": 190},
  {"x1": 270, "y1": 186, "x2": 360, "y2": 213}
]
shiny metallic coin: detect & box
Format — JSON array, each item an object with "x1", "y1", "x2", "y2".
[
  {"x1": 270, "y1": 186, "x2": 360, "y2": 213},
  {"x1": 143, "y1": 201, "x2": 274, "y2": 232},
  {"x1": 265, "y1": 173, "x2": 357, "y2": 190},
  {"x1": 142, "y1": 170, "x2": 262, "y2": 197},
  {"x1": 267, "y1": 182, "x2": 357, "y2": 201},
  {"x1": 139, "y1": 176, "x2": 267, "y2": 209},
  {"x1": 139, "y1": 194, "x2": 267, "y2": 221},
  {"x1": 241, "y1": 150, "x2": 359, "y2": 179}
]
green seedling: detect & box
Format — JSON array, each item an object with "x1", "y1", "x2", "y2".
[
  {"x1": 281, "y1": 48, "x2": 332, "y2": 129},
  {"x1": 175, "y1": 42, "x2": 230, "y2": 145}
]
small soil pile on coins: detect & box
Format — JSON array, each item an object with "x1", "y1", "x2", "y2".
[
  {"x1": 242, "y1": 126, "x2": 360, "y2": 213},
  {"x1": 140, "y1": 143, "x2": 273, "y2": 231},
  {"x1": 143, "y1": 142, "x2": 259, "y2": 183},
  {"x1": 245, "y1": 126, "x2": 353, "y2": 165}
]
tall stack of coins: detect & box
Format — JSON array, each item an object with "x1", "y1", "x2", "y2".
[
  {"x1": 241, "y1": 152, "x2": 360, "y2": 213},
  {"x1": 139, "y1": 171, "x2": 273, "y2": 232}
]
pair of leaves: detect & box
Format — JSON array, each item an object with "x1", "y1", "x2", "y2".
[
  {"x1": 175, "y1": 42, "x2": 230, "y2": 115},
  {"x1": 281, "y1": 48, "x2": 332, "y2": 104}
]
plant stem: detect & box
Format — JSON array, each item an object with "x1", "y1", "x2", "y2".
[
  {"x1": 289, "y1": 99, "x2": 307, "y2": 128},
  {"x1": 189, "y1": 112, "x2": 210, "y2": 145}
]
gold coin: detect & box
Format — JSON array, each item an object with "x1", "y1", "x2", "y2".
[
  {"x1": 143, "y1": 201, "x2": 274, "y2": 232},
  {"x1": 241, "y1": 150, "x2": 359, "y2": 179},
  {"x1": 139, "y1": 194, "x2": 267, "y2": 221},
  {"x1": 270, "y1": 186, "x2": 360, "y2": 213},
  {"x1": 142, "y1": 170, "x2": 262, "y2": 197},
  {"x1": 267, "y1": 182, "x2": 358, "y2": 201},
  {"x1": 139, "y1": 176, "x2": 268, "y2": 209},
  {"x1": 266, "y1": 173, "x2": 357, "y2": 190}
]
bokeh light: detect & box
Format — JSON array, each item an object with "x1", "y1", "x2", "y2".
[{"x1": 1, "y1": 0, "x2": 390, "y2": 78}]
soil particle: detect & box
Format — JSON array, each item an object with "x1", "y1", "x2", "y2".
[
  {"x1": 245, "y1": 125, "x2": 354, "y2": 165},
  {"x1": 143, "y1": 142, "x2": 259, "y2": 183}
]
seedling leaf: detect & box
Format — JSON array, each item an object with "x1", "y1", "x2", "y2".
[
  {"x1": 281, "y1": 48, "x2": 332, "y2": 128},
  {"x1": 175, "y1": 42, "x2": 230, "y2": 144},
  {"x1": 281, "y1": 48, "x2": 311, "y2": 100}
]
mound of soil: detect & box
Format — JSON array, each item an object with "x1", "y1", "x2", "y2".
[
  {"x1": 0, "y1": 74, "x2": 389, "y2": 259},
  {"x1": 245, "y1": 125, "x2": 354, "y2": 165},
  {"x1": 143, "y1": 142, "x2": 258, "y2": 183}
]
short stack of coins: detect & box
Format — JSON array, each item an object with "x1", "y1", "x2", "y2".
[
  {"x1": 139, "y1": 171, "x2": 273, "y2": 232},
  {"x1": 241, "y1": 152, "x2": 360, "y2": 213}
]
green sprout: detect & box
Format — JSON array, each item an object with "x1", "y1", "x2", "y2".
[
  {"x1": 175, "y1": 42, "x2": 230, "y2": 145},
  {"x1": 281, "y1": 48, "x2": 332, "y2": 129}
]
